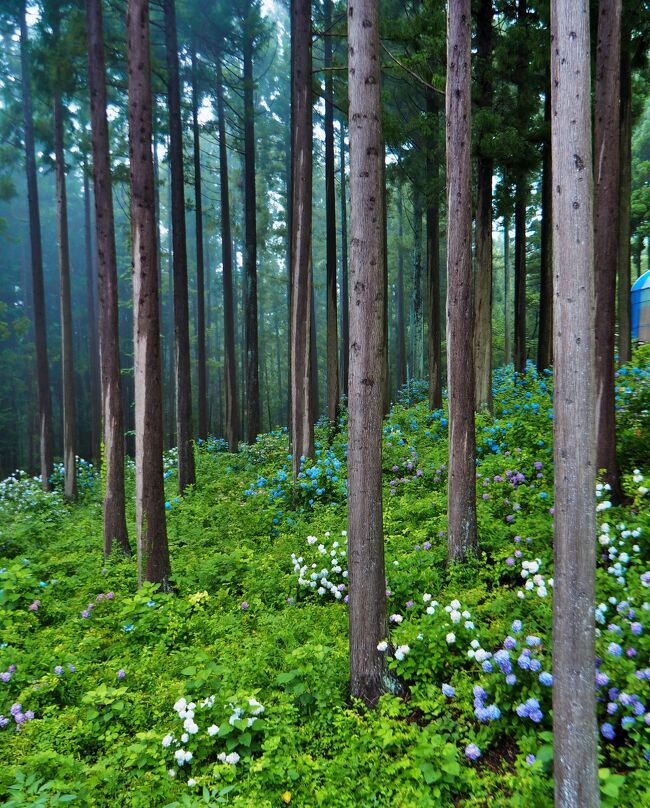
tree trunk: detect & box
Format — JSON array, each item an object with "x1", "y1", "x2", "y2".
[
  {"x1": 617, "y1": 43, "x2": 632, "y2": 364},
  {"x1": 594, "y1": 0, "x2": 622, "y2": 502},
  {"x1": 550, "y1": 0, "x2": 599, "y2": 802},
  {"x1": 324, "y1": 0, "x2": 339, "y2": 423},
  {"x1": 514, "y1": 183, "x2": 527, "y2": 374},
  {"x1": 474, "y1": 0, "x2": 493, "y2": 410},
  {"x1": 216, "y1": 60, "x2": 239, "y2": 452},
  {"x1": 127, "y1": 0, "x2": 171, "y2": 588},
  {"x1": 396, "y1": 181, "x2": 406, "y2": 390},
  {"x1": 86, "y1": 0, "x2": 131, "y2": 557},
  {"x1": 19, "y1": 2, "x2": 53, "y2": 490},
  {"x1": 537, "y1": 88, "x2": 553, "y2": 371},
  {"x1": 243, "y1": 17, "x2": 260, "y2": 443},
  {"x1": 503, "y1": 211, "x2": 511, "y2": 365},
  {"x1": 290, "y1": 0, "x2": 314, "y2": 478},
  {"x1": 163, "y1": 0, "x2": 196, "y2": 493},
  {"x1": 310, "y1": 274, "x2": 319, "y2": 420},
  {"x1": 191, "y1": 44, "x2": 208, "y2": 440},
  {"x1": 446, "y1": 0, "x2": 477, "y2": 562},
  {"x1": 426, "y1": 101, "x2": 442, "y2": 410},
  {"x1": 53, "y1": 90, "x2": 77, "y2": 502},
  {"x1": 347, "y1": 0, "x2": 387, "y2": 707},
  {"x1": 339, "y1": 122, "x2": 349, "y2": 397},
  {"x1": 83, "y1": 169, "x2": 101, "y2": 466},
  {"x1": 412, "y1": 189, "x2": 423, "y2": 378}
]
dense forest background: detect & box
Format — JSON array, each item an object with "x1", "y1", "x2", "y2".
[{"x1": 0, "y1": 0, "x2": 648, "y2": 477}]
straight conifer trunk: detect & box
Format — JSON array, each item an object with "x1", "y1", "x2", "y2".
[
  {"x1": 163, "y1": 0, "x2": 196, "y2": 493},
  {"x1": 86, "y1": 0, "x2": 131, "y2": 557},
  {"x1": 474, "y1": 0, "x2": 493, "y2": 410},
  {"x1": 514, "y1": 184, "x2": 527, "y2": 374},
  {"x1": 446, "y1": 0, "x2": 477, "y2": 562},
  {"x1": 594, "y1": 0, "x2": 622, "y2": 502},
  {"x1": 426, "y1": 123, "x2": 442, "y2": 410},
  {"x1": 412, "y1": 190, "x2": 423, "y2": 378},
  {"x1": 216, "y1": 60, "x2": 239, "y2": 453},
  {"x1": 550, "y1": 0, "x2": 599, "y2": 801},
  {"x1": 503, "y1": 212, "x2": 511, "y2": 364},
  {"x1": 339, "y1": 124, "x2": 349, "y2": 397},
  {"x1": 191, "y1": 45, "x2": 208, "y2": 440},
  {"x1": 53, "y1": 91, "x2": 77, "y2": 502},
  {"x1": 347, "y1": 0, "x2": 387, "y2": 707},
  {"x1": 396, "y1": 182, "x2": 406, "y2": 390},
  {"x1": 324, "y1": 0, "x2": 339, "y2": 423},
  {"x1": 617, "y1": 44, "x2": 632, "y2": 363},
  {"x1": 20, "y1": 3, "x2": 53, "y2": 490},
  {"x1": 289, "y1": 0, "x2": 314, "y2": 478},
  {"x1": 243, "y1": 18, "x2": 260, "y2": 443},
  {"x1": 128, "y1": 0, "x2": 171, "y2": 588},
  {"x1": 537, "y1": 89, "x2": 553, "y2": 371},
  {"x1": 83, "y1": 170, "x2": 101, "y2": 465}
]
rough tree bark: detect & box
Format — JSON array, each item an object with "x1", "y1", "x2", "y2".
[
  {"x1": 474, "y1": 0, "x2": 493, "y2": 410},
  {"x1": 19, "y1": 1, "x2": 53, "y2": 490},
  {"x1": 324, "y1": 0, "x2": 339, "y2": 422},
  {"x1": 53, "y1": 90, "x2": 77, "y2": 502},
  {"x1": 503, "y1": 211, "x2": 511, "y2": 365},
  {"x1": 191, "y1": 44, "x2": 208, "y2": 440},
  {"x1": 347, "y1": 0, "x2": 387, "y2": 707},
  {"x1": 550, "y1": 0, "x2": 599, "y2": 802},
  {"x1": 163, "y1": 0, "x2": 196, "y2": 493},
  {"x1": 216, "y1": 59, "x2": 239, "y2": 453},
  {"x1": 82, "y1": 169, "x2": 101, "y2": 465},
  {"x1": 594, "y1": 0, "x2": 623, "y2": 502},
  {"x1": 289, "y1": 0, "x2": 314, "y2": 478},
  {"x1": 537, "y1": 88, "x2": 553, "y2": 371},
  {"x1": 243, "y1": 14, "x2": 260, "y2": 443},
  {"x1": 86, "y1": 0, "x2": 131, "y2": 557},
  {"x1": 514, "y1": 183, "x2": 527, "y2": 374},
  {"x1": 412, "y1": 189, "x2": 423, "y2": 378},
  {"x1": 617, "y1": 42, "x2": 632, "y2": 364},
  {"x1": 396, "y1": 181, "x2": 407, "y2": 390},
  {"x1": 127, "y1": 0, "x2": 171, "y2": 588},
  {"x1": 446, "y1": 0, "x2": 477, "y2": 562},
  {"x1": 339, "y1": 123, "x2": 349, "y2": 397},
  {"x1": 426, "y1": 97, "x2": 442, "y2": 410}
]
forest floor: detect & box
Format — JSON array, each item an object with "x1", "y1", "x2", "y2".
[{"x1": 1, "y1": 351, "x2": 649, "y2": 807}]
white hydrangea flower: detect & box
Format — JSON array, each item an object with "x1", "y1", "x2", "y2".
[
  {"x1": 162, "y1": 733, "x2": 174, "y2": 748},
  {"x1": 207, "y1": 724, "x2": 219, "y2": 737},
  {"x1": 377, "y1": 640, "x2": 388, "y2": 652},
  {"x1": 394, "y1": 644, "x2": 410, "y2": 661},
  {"x1": 446, "y1": 632, "x2": 456, "y2": 644}
]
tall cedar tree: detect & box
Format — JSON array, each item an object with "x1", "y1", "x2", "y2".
[
  {"x1": 551, "y1": 0, "x2": 599, "y2": 801},
  {"x1": 19, "y1": 1, "x2": 53, "y2": 490},
  {"x1": 537, "y1": 88, "x2": 553, "y2": 371},
  {"x1": 396, "y1": 180, "x2": 407, "y2": 389},
  {"x1": 347, "y1": 0, "x2": 387, "y2": 706},
  {"x1": 618, "y1": 41, "x2": 632, "y2": 363},
  {"x1": 339, "y1": 123, "x2": 349, "y2": 397},
  {"x1": 513, "y1": 0, "x2": 528, "y2": 375},
  {"x1": 243, "y1": 7, "x2": 260, "y2": 443},
  {"x1": 86, "y1": 0, "x2": 131, "y2": 557},
  {"x1": 191, "y1": 44, "x2": 208, "y2": 439},
  {"x1": 474, "y1": 0, "x2": 493, "y2": 410},
  {"x1": 426, "y1": 101, "x2": 442, "y2": 410},
  {"x1": 446, "y1": 0, "x2": 478, "y2": 561},
  {"x1": 594, "y1": 0, "x2": 623, "y2": 502},
  {"x1": 163, "y1": 0, "x2": 196, "y2": 493},
  {"x1": 324, "y1": 0, "x2": 339, "y2": 422},
  {"x1": 52, "y1": 78, "x2": 77, "y2": 502},
  {"x1": 289, "y1": 0, "x2": 314, "y2": 478},
  {"x1": 216, "y1": 58, "x2": 239, "y2": 452},
  {"x1": 127, "y1": 0, "x2": 171, "y2": 587},
  {"x1": 82, "y1": 169, "x2": 101, "y2": 465}
]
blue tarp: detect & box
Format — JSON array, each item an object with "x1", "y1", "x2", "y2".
[{"x1": 632, "y1": 270, "x2": 650, "y2": 343}]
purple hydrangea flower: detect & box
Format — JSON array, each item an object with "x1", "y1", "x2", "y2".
[
  {"x1": 511, "y1": 620, "x2": 523, "y2": 633},
  {"x1": 442, "y1": 684, "x2": 455, "y2": 698},
  {"x1": 506, "y1": 674, "x2": 517, "y2": 686},
  {"x1": 539, "y1": 672, "x2": 553, "y2": 687},
  {"x1": 241, "y1": 601, "x2": 249, "y2": 611},
  {"x1": 116, "y1": 669, "x2": 126, "y2": 680},
  {"x1": 525, "y1": 754, "x2": 536, "y2": 765},
  {"x1": 503, "y1": 636, "x2": 517, "y2": 650},
  {"x1": 54, "y1": 666, "x2": 64, "y2": 676},
  {"x1": 601, "y1": 723, "x2": 615, "y2": 740},
  {"x1": 465, "y1": 743, "x2": 481, "y2": 761},
  {"x1": 607, "y1": 642, "x2": 623, "y2": 657}
]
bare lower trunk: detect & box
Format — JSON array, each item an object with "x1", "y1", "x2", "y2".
[
  {"x1": 164, "y1": 0, "x2": 195, "y2": 493},
  {"x1": 20, "y1": 3, "x2": 53, "y2": 490},
  {"x1": 594, "y1": 0, "x2": 622, "y2": 502},
  {"x1": 191, "y1": 45, "x2": 207, "y2": 439},
  {"x1": 216, "y1": 60, "x2": 239, "y2": 452},
  {"x1": 617, "y1": 43, "x2": 632, "y2": 364},
  {"x1": 339, "y1": 123, "x2": 349, "y2": 397},
  {"x1": 53, "y1": 90, "x2": 77, "y2": 502},
  {"x1": 128, "y1": 0, "x2": 171, "y2": 588},
  {"x1": 290, "y1": 0, "x2": 314, "y2": 477},
  {"x1": 503, "y1": 212, "x2": 511, "y2": 365},
  {"x1": 347, "y1": 0, "x2": 387, "y2": 707},
  {"x1": 426, "y1": 156, "x2": 442, "y2": 409},
  {"x1": 537, "y1": 89, "x2": 553, "y2": 371},
  {"x1": 474, "y1": 0, "x2": 493, "y2": 410},
  {"x1": 412, "y1": 190, "x2": 423, "y2": 378},
  {"x1": 396, "y1": 182, "x2": 406, "y2": 390},
  {"x1": 550, "y1": 1, "x2": 599, "y2": 802},
  {"x1": 83, "y1": 170, "x2": 101, "y2": 465},
  {"x1": 446, "y1": 0, "x2": 477, "y2": 562},
  {"x1": 86, "y1": 0, "x2": 131, "y2": 556},
  {"x1": 324, "y1": 0, "x2": 339, "y2": 423},
  {"x1": 514, "y1": 183, "x2": 527, "y2": 374},
  {"x1": 243, "y1": 22, "x2": 260, "y2": 443}
]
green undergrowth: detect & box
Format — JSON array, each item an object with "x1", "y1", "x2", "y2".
[{"x1": 0, "y1": 352, "x2": 649, "y2": 806}]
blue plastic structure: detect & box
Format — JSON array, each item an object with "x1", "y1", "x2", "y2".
[{"x1": 631, "y1": 270, "x2": 650, "y2": 343}]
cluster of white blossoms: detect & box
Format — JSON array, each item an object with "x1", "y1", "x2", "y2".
[
  {"x1": 291, "y1": 531, "x2": 348, "y2": 601},
  {"x1": 517, "y1": 558, "x2": 552, "y2": 599},
  {"x1": 633, "y1": 469, "x2": 648, "y2": 496}
]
